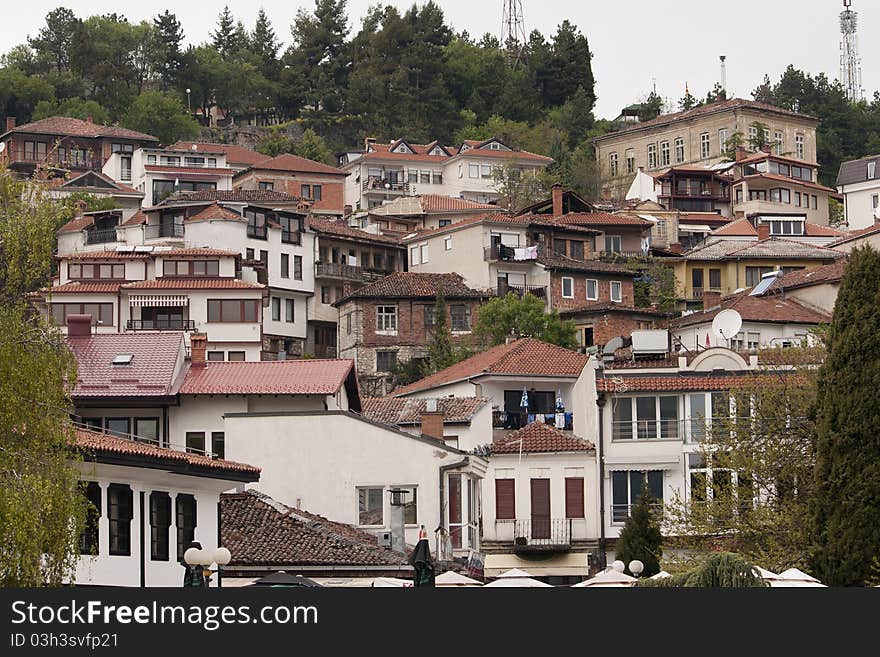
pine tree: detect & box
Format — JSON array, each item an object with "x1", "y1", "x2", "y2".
[
  {"x1": 211, "y1": 6, "x2": 242, "y2": 58},
  {"x1": 614, "y1": 485, "x2": 663, "y2": 577},
  {"x1": 810, "y1": 245, "x2": 880, "y2": 586},
  {"x1": 678, "y1": 86, "x2": 697, "y2": 111},
  {"x1": 250, "y1": 9, "x2": 280, "y2": 76},
  {"x1": 422, "y1": 293, "x2": 456, "y2": 376},
  {"x1": 153, "y1": 11, "x2": 184, "y2": 90}
]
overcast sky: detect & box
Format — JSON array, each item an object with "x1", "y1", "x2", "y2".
[{"x1": 3, "y1": 1, "x2": 878, "y2": 119}]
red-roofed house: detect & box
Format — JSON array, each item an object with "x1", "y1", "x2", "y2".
[
  {"x1": 363, "y1": 194, "x2": 501, "y2": 234},
  {"x1": 233, "y1": 153, "x2": 348, "y2": 215}
]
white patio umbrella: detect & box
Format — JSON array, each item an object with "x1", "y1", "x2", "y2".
[
  {"x1": 572, "y1": 568, "x2": 637, "y2": 587},
  {"x1": 753, "y1": 566, "x2": 782, "y2": 584},
  {"x1": 649, "y1": 571, "x2": 672, "y2": 580},
  {"x1": 435, "y1": 571, "x2": 483, "y2": 587},
  {"x1": 483, "y1": 576, "x2": 552, "y2": 588},
  {"x1": 371, "y1": 577, "x2": 413, "y2": 587},
  {"x1": 770, "y1": 568, "x2": 826, "y2": 588},
  {"x1": 496, "y1": 568, "x2": 534, "y2": 578}
]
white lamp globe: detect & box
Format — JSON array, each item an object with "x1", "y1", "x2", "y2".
[
  {"x1": 195, "y1": 548, "x2": 213, "y2": 566},
  {"x1": 213, "y1": 547, "x2": 232, "y2": 566},
  {"x1": 611, "y1": 560, "x2": 626, "y2": 573},
  {"x1": 183, "y1": 547, "x2": 201, "y2": 566},
  {"x1": 629, "y1": 560, "x2": 645, "y2": 576}
]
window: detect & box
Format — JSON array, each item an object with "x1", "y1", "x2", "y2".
[
  {"x1": 559, "y1": 476, "x2": 584, "y2": 519},
  {"x1": 869, "y1": 161, "x2": 877, "y2": 180},
  {"x1": 586, "y1": 279, "x2": 598, "y2": 300},
  {"x1": 719, "y1": 128, "x2": 728, "y2": 153},
  {"x1": 746, "y1": 266, "x2": 774, "y2": 287},
  {"x1": 553, "y1": 239, "x2": 567, "y2": 257},
  {"x1": 609, "y1": 152, "x2": 618, "y2": 176},
  {"x1": 120, "y1": 155, "x2": 132, "y2": 181},
  {"x1": 246, "y1": 248, "x2": 254, "y2": 260},
  {"x1": 397, "y1": 486, "x2": 418, "y2": 524},
  {"x1": 495, "y1": 479, "x2": 515, "y2": 520},
  {"x1": 674, "y1": 138, "x2": 685, "y2": 164},
  {"x1": 409, "y1": 246, "x2": 419, "y2": 266},
  {"x1": 561, "y1": 277, "x2": 574, "y2": 298},
  {"x1": 321, "y1": 286, "x2": 330, "y2": 304},
  {"x1": 796, "y1": 134, "x2": 804, "y2": 160},
  {"x1": 420, "y1": 244, "x2": 429, "y2": 264},
  {"x1": 312, "y1": 185, "x2": 322, "y2": 201},
  {"x1": 358, "y1": 487, "x2": 384, "y2": 526},
  {"x1": 569, "y1": 240, "x2": 584, "y2": 260},
  {"x1": 227, "y1": 351, "x2": 245, "y2": 362},
  {"x1": 604, "y1": 235, "x2": 621, "y2": 253},
  {"x1": 408, "y1": 169, "x2": 419, "y2": 184},
  {"x1": 186, "y1": 432, "x2": 205, "y2": 454},
  {"x1": 770, "y1": 188, "x2": 791, "y2": 204},
  {"x1": 271, "y1": 297, "x2": 281, "y2": 321},
  {"x1": 774, "y1": 130, "x2": 784, "y2": 154},
  {"x1": 149, "y1": 492, "x2": 171, "y2": 561},
  {"x1": 811, "y1": 195, "x2": 817, "y2": 210},
  {"x1": 376, "y1": 305, "x2": 397, "y2": 333},
  {"x1": 107, "y1": 484, "x2": 133, "y2": 556},
  {"x1": 281, "y1": 254, "x2": 289, "y2": 278},
  {"x1": 207, "y1": 351, "x2": 224, "y2": 362},
  {"x1": 300, "y1": 184, "x2": 312, "y2": 199},
  {"x1": 280, "y1": 215, "x2": 302, "y2": 244},
  {"x1": 450, "y1": 304, "x2": 470, "y2": 331},
  {"x1": 873, "y1": 194, "x2": 879, "y2": 210},
  {"x1": 610, "y1": 281, "x2": 622, "y2": 303},
  {"x1": 444, "y1": 236, "x2": 452, "y2": 251},
  {"x1": 51, "y1": 302, "x2": 114, "y2": 327},
  {"x1": 795, "y1": 192, "x2": 801, "y2": 207},
  {"x1": 481, "y1": 164, "x2": 491, "y2": 179},
  {"x1": 105, "y1": 417, "x2": 130, "y2": 439},
  {"x1": 376, "y1": 350, "x2": 397, "y2": 372},
  {"x1": 625, "y1": 149, "x2": 635, "y2": 174},
  {"x1": 660, "y1": 141, "x2": 670, "y2": 167},
  {"x1": 79, "y1": 482, "x2": 101, "y2": 555},
  {"x1": 211, "y1": 432, "x2": 225, "y2": 459},
  {"x1": 466, "y1": 163, "x2": 479, "y2": 178},
  {"x1": 258, "y1": 181, "x2": 274, "y2": 191},
  {"x1": 134, "y1": 417, "x2": 159, "y2": 445},
  {"x1": 294, "y1": 255, "x2": 302, "y2": 280},
  {"x1": 176, "y1": 494, "x2": 197, "y2": 561},
  {"x1": 614, "y1": 396, "x2": 678, "y2": 440},
  {"x1": 700, "y1": 132, "x2": 710, "y2": 159},
  {"x1": 68, "y1": 263, "x2": 125, "y2": 280},
  {"x1": 611, "y1": 471, "x2": 663, "y2": 523},
  {"x1": 580, "y1": 325, "x2": 594, "y2": 347},
  {"x1": 244, "y1": 209, "x2": 269, "y2": 239},
  {"x1": 647, "y1": 143, "x2": 657, "y2": 169},
  {"x1": 709, "y1": 268, "x2": 721, "y2": 290},
  {"x1": 285, "y1": 299, "x2": 295, "y2": 323},
  {"x1": 206, "y1": 299, "x2": 260, "y2": 322},
  {"x1": 162, "y1": 260, "x2": 219, "y2": 277}
]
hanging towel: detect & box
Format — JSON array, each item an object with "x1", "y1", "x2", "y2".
[
  {"x1": 513, "y1": 247, "x2": 528, "y2": 261},
  {"x1": 555, "y1": 413, "x2": 565, "y2": 429},
  {"x1": 348, "y1": 255, "x2": 357, "y2": 266},
  {"x1": 527, "y1": 245, "x2": 538, "y2": 259}
]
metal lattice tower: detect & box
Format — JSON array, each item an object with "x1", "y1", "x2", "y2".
[
  {"x1": 840, "y1": 0, "x2": 864, "y2": 103},
  {"x1": 501, "y1": 1, "x2": 527, "y2": 68}
]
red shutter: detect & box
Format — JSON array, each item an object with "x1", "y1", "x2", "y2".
[
  {"x1": 495, "y1": 479, "x2": 515, "y2": 520},
  {"x1": 565, "y1": 477, "x2": 585, "y2": 519}
]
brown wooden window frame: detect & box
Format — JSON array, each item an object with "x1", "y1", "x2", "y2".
[
  {"x1": 207, "y1": 299, "x2": 260, "y2": 323},
  {"x1": 495, "y1": 478, "x2": 515, "y2": 520}
]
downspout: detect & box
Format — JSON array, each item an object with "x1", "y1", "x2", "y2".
[
  {"x1": 139, "y1": 491, "x2": 146, "y2": 587},
  {"x1": 216, "y1": 500, "x2": 223, "y2": 589},
  {"x1": 437, "y1": 456, "x2": 470, "y2": 561},
  {"x1": 596, "y1": 394, "x2": 607, "y2": 571}
]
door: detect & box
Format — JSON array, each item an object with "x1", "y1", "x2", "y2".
[{"x1": 530, "y1": 479, "x2": 551, "y2": 540}]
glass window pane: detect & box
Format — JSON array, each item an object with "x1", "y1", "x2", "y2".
[
  {"x1": 690, "y1": 394, "x2": 706, "y2": 440},
  {"x1": 105, "y1": 417, "x2": 130, "y2": 438},
  {"x1": 630, "y1": 471, "x2": 646, "y2": 501},
  {"x1": 134, "y1": 418, "x2": 159, "y2": 444},
  {"x1": 659, "y1": 396, "x2": 678, "y2": 439},
  {"x1": 221, "y1": 300, "x2": 240, "y2": 322},
  {"x1": 647, "y1": 471, "x2": 663, "y2": 501},
  {"x1": 612, "y1": 399, "x2": 632, "y2": 440},
  {"x1": 636, "y1": 397, "x2": 657, "y2": 439}
]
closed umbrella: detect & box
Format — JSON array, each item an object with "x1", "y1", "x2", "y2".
[
  {"x1": 485, "y1": 568, "x2": 551, "y2": 587},
  {"x1": 408, "y1": 536, "x2": 435, "y2": 587},
  {"x1": 555, "y1": 389, "x2": 565, "y2": 428},
  {"x1": 771, "y1": 568, "x2": 826, "y2": 588}
]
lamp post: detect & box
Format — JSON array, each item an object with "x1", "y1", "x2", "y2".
[
  {"x1": 183, "y1": 543, "x2": 232, "y2": 588},
  {"x1": 186, "y1": 88, "x2": 192, "y2": 114},
  {"x1": 384, "y1": 181, "x2": 391, "y2": 202},
  {"x1": 629, "y1": 559, "x2": 644, "y2": 579}
]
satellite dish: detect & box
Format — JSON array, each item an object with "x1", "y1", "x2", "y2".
[
  {"x1": 0, "y1": 142, "x2": 6, "y2": 154},
  {"x1": 603, "y1": 336, "x2": 625, "y2": 356},
  {"x1": 712, "y1": 309, "x2": 742, "y2": 340}
]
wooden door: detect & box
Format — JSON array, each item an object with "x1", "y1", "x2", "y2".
[{"x1": 530, "y1": 479, "x2": 551, "y2": 540}]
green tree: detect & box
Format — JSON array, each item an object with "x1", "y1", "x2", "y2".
[
  {"x1": 748, "y1": 121, "x2": 771, "y2": 151},
  {"x1": 32, "y1": 97, "x2": 108, "y2": 124},
  {"x1": 631, "y1": 261, "x2": 677, "y2": 310},
  {"x1": 722, "y1": 130, "x2": 745, "y2": 161},
  {"x1": 250, "y1": 9, "x2": 281, "y2": 77},
  {"x1": 474, "y1": 292, "x2": 577, "y2": 349},
  {"x1": 810, "y1": 246, "x2": 880, "y2": 586},
  {"x1": 615, "y1": 485, "x2": 663, "y2": 577},
  {"x1": 294, "y1": 128, "x2": 334, "y2": 165},
  {"x1": 27, "y1": 7, "x2": 82, "y2": 72},
  {"x1": 256, "y1": 124, "x2": 297, "y2": 157},
  {"x1": 638, "y1": 90, "x2": 664, "y2": 122},
  {"x1": 422, "y1": 293, "x2": 456, "y2": 376},
  {"x1": 212, "y1": 6, "x2": 246, "y2": 58},
  {"x1": 638, "y1": 553, "x2": 767, "y2": 587},
  {"x1": 678, "y1": 86, "x2": 698, "y2": 111},
  {"x1": 153, "y1": 10, "x2": 185, "y2": 91},
  {"x1": 0, "y1": 163, "x2": 86, "y2": 586},
  {"x1": 491, "y1": 160, "x2": 553, "y2": 213},
  {"x1": 122, "y1": 90, "x2": 199, "y2": 145},
  {"x1": 705, "y1": 82, "x2": 727, "y2": 104},
  {"x1": 0, "y1": 67, "x2": 55, "y2": 122}
]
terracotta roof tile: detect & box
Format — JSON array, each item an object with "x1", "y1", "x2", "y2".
[
  {"x1": 827, "y1": 223, "x2": 880, "y2": 247},
  {"x1": 670, "y1": 290, "x2": 830, "y2": 328},
  {"x1": 685, "y1": 238, "x2": 844, "y2": 261},
  {"x1": 739, "y1": 172, "x2": 838, "y2": 194},
  {"x1": 419, "y1": 195, "x2": 499, "y2": 212},
  {"x1": 59, "y1": 251, "x2": 151, "y2": 260},
  {"x1": 392, "y1": 339, "x2": 589, "y2": 396},
  {"x1": 168, "y1": 142, "x2": 267, "y2": 167},
  {"x1": 340, "y1": 272, "x2": 488, "y2": 301},
  {"x1": 49, "y1": 281, "x2": 124, "y2": 293},
  {"x1": 158, "y1": 189, "x2": 305, "y2": 206},
  {"x1": 492, "y1": 421, "x2": 594, "y2": 453},
  {"x1": 537, "y1": 255, "x2": 637, "y2": 276},
  {"x1": 362, "y1": 397, "x2": 488, "y2": 425},
  {"x1": 187, "y1": 203, "x2": 244, "y2": 222},
  {"x1": 548, "y1": 212, "x2": 652, "y2": 227},
  {"x1": 559, "y1": 302, "x2": 671, "y2": 317},
  {"x1": 595, "y1": 373, "x2": 786, "y2": 392},
  {"x1": 308, "y1": 217, "x2": 403, "y2": 245},
  {"x1": 181, "y1": 359, "x2": 354, "y2": 395},
  {"x1": 220, "y1": 490, "x2": 406, "y2": 567},
  {"x1": 120, "y1": 210, "x2": 148, "y2": 226},
  {"x1": 57, "y1": 215, "x2": 99, "y2": 234},
  {"x1": 68, "y1": 333, "x2": 184, "y2": 398},
  {"x1": 75, "y1": 427, "x2": 259, "y2": 476},
  {"x1": 4, "y1": 116, "x2": 158, "y2": 141},
  {"x1": 766, "y1": 258, "x2": 848, "y2": 292},
  {"x1": 121, "y1": 279, "x2": 262, "y2": 290},
  {"x1": 244, "y1": 152, "x2": 346, "y2": 176}
]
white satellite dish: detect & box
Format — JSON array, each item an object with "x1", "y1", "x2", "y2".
[
  {"x1": 712, "y1": 309, "x2": 742, "y2": 341},
  {"x1": 0, "y1": 142, "x2": 6, "y2": 154}
]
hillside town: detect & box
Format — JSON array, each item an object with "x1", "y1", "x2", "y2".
[{"x1": 3, "y1": 1, "x2": 880, "y2": 591}]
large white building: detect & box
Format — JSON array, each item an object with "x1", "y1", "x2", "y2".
[{"x1": 836, "y1": 154, "x2": 880, "y2": 230}]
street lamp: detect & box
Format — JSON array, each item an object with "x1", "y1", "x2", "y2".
[
  {"x1": 185, "y1": 88, "x2": 192, "y2": 114},
  {"x1": 384, "y1": 181, "x2": 391, "y2": 202},
  {"x1": 629, "y1": 560, "x2": 644, "y2": 578},
  {"x1": 183, "y1": 542, "x2": 232, "y2": 588}
]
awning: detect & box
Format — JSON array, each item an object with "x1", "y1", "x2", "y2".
[
  {"x1": 604, "y1": 455, "x2": 681, "y2": 472},
  {"x1": 637, "y1": 214, "x2": 660, "y2": 222},
  {"x1": 128, "y1": 295, "x2": 189, "y2": 307},
  {"x1": 483, "y1": 552, "x2": 590, "y2": 578},
  {"x1": 677, "y1": 224, "x2": 713, "y2": 232}
]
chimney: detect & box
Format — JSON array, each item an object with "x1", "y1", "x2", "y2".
[
  {"x1": 86, "y1": 115, "x2": 93, "y2": 124},
  {"x1": 702, "y1": 291, "x2": 722, "y2": 311},
  {"x1": 190, "y1": 333, "x2": 208, "y2": 367},
  {"x1": 66, "y1": 314, "x2": 93, "y2": 337},
  {"x1": 760, "y1": 144, "x2": 771, "y2": 154},
  {"x1": 364, "y1": 137, "x2": 376, "y2": 152},
  {"x1": 74, "y1": 199, "x2": 87, "y2": 217},
  {"x1": 735, "y1": 146, "x2": 748, "y2": 162},
  {"x1": 505, "y1": 334, "x2": 520, "y2": 345},
  {"x1": 5, "y1": 116, "x2": 15, "y2": 132},
  {"x1": 552, "y1": 183, "x2": 564, "y2": 216},
  {"x1": 757, "y1": 223, "x2": 770, "y2": 241},
  {"x1": 420, "y1": 410, "x2": 445, "y2": 442},
  {"x1": 343, "y1": 204, "x2": 353, "y2": 218}
]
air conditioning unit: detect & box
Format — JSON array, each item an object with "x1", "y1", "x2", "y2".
[{"x1": 377, "y1": 531, "x2": 392, "y2": 548}]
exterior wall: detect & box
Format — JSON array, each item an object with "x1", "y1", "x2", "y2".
[
  {"x1": 222, "y1": 412, "x2": 481, "y2": 550},
  {"x1": 732, "y1": 189, "x2": 830, "y2": 225},
  {"x1": 550, "y1": 274, "x2": 634, "y2": 311},
  {"x1": 839, "y1": 180, "x2": 880, "y2": 230},
  {"x1": 235, "y1": 169, "x2": 345, "y2": 213},
  {"x1": 74, "y1": 462, "x2": 233, "y2": 587},
  {"x1": 570, "y1": 311, "x2": 662, "y2": 348},
  {"x1": 595, "y1": 107, "x2": 819, "y2": 199},
  {"x1": 782, "y1": 283, "x2": 840, "y2": 314},
  {"x1": 44, "y1": 292, "x2": 120, "y2": 334},
  {"x1": 674, "y1": 257, "x2": 836, "y2": 298},
  {"x1": 672, "y1": 320, "x2": 819, "y2": 351}
]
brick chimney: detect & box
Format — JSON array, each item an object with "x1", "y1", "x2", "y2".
[
  {"x1": 420, "y1": 410, "x2": 445, "y2": 441},
  {"x1": 86, "y1": 115, "x2": 93, "y2": 124},
  {"x1": 552, "y1": 183, "x2": 564, "y2": 216},
  {"x1": 757, "y1": 222, "x2": 770, "y2": 241},
  {"x1": 66, "y1": 314, "x2": 93, "y2": 337},
  {"x1": 5, "y1": 116, "x2": 15, "y2": 132},
  {"x1": 343, "y1": 204, "x2": 353, "y2": 218},
  {"x1": 702, "y1": 291, "x2": 722, "y2": 311},
  {"x1": 190, "y1": 333, "x2": 208, "y2": 367},
  {"x1": 735, "y1": 146, "x2": 748, "y2": 162}
]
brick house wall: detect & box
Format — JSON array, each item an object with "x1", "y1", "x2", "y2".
[
  {"x1": 549, "y1": 273, "x2": 635, "y2": 311},
  {"x1": 235, "y1": 170, "x2": 345, "y2": 213}
]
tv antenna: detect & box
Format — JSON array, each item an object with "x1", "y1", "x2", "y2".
[
  {"x1": 711, "y1": 309, "x2": 742, "y2": 347},
  {"x1": 501, "y1": 1, "x2": 527, "y2": 68}
]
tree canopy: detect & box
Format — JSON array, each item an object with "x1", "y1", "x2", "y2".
[{"x1": 473, "y1": 292, "x2": 577, "y2": 349}]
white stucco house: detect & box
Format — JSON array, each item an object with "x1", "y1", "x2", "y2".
[{"x1": 836, "y1": 154, "x2": 880, "y2": 231}]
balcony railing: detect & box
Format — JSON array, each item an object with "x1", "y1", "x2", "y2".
[
  {"x1": 660, "y1": 183, "x2": 728, "y2": 199},
  {"x1": 484, "y1": 243, "x2": 545, "y2": 262},
  {"x1": 13, "y1": 150, "x2": 102, "y2": 171},
  {"x1": 362, "y1": 179, "x2": 410, "y2": 193},
  {"x1": 315, "y1": 262, "x2": 392, "y2": 282},
  {"x1": 281, "y1": 230, "x2": 301, "y2": 245},
  {"x1": 611, "y1": 503, "x2": 663, "y2": 524},
  {"x1": 611, "y1": 418, "x2": 723, "y2": 443},
  {"x1": 493, "y1": 410, "x2": 572, "y2": 430},
  {"x1": 84, "y1": 227, "x2": 119, "y2": 245},
  {"x1": 513, "y1": 519, "x2": 572, "y2": 552},
  {"x1": 144, "y1": 224, "x2": 185, "y2": 240},
  {"x1": 126, "y1": 319, "x2": 195, "y2": 331},
  {"x1": 498, "y1": 283, "x2": 547, "y2": 300}
]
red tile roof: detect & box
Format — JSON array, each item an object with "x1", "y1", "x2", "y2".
[
  {"x1": 685, "y1": 238, "x2": 843, "y2": 261},
  {"x1": 736, "y1": 152, "x2": 819, "y2": 168},
  {"x1": 220, "y1": 490, "x2": 406, "y2": 567},
  {"x1": 121, "y1": 279, "x2": 263, "y2": 290},
  {"x1": 181, "y1": 359, "x2": 355, "y2": 396},
  {"x1": 420, "y1": 195, "x2": 499, "y2": 212},
  {"x1": 492, "y1": 421, "x2": 594, "y2": 454},
  {"x1": 68, "y1": 333, "x2": 185, "y2": 398},
  {"x1": 827, "y1": 223, "x2": 880, "y2": 247},
  {"x1": 3, "y1": 116, "x2": 158, "y2": 141},
  {"x1": 537, "y1": 255, "x2": 637, "y2": 276},
  {"x1": 150, "y1": 248, "x2": 240, "y2": 257},
  {"x1": 767, "y1": 258, "x2": 848, "y2": 292},
  {"x1": 48, "y1": 281, "x2": 124, "y2": 293},
  {"x1": 59, "y1": 251, "x2": 149, "y2": 260},
  {"x1": 167, "y1": 142, "x2": 267, "y2": 167},
  {"x1": 308, "y1": 217, "x2": 403, "y2": 245},
  {"x1": 595, "y1": 373, "x2": 780, "y2": 392},
  {"x1": 738, "y1": 172, "x2": 837, "y2": 194},
  {"x1": 548, "y1": 212, "x2": 652, "y2": 227},
  {"x1": 244, "y1": 152, "x2": 346, "y2": 176},
  {"x1": 670, "y1": 290, "x2": 830, "y2": 328},
  {"x1": 75, "y1": 427, "x2": 259, "y2": 477},
  {"x1": 339, "y1": 272, "x2": 488, "y2": 301},
  {"x1": 187, "y1": 203, "x2": 244, "y2": 222},
  {"x1": 392, "y1": 339, "x2": 589, "y2": 396},
  {"x1": 351, "y1": 139, "x2": 552, "y2": 164},
  {"x1": 403, "y1": 212, "x2": 602, "y2": 241},
  {"x1": 120, "y1": 210, "x2": 149, "y2": 226},
  {"x1": 362, "y1": 396, "x2": 488, "y2": 425},
  {"x1": 559, "y1": 302, "x2": 671, "y2": 317},
  {"x1": 158, "y1": 189, "x2": 305, "y2": 206},
  {"x1": 57, "y1": 214, "x2": 101, "y2": 234}
]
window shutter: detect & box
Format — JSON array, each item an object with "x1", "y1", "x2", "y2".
[
  {"x1": 495, "y1": 479, "x2": 515, "y2": 520},
  {"x1": 565, "y1": 477, "x2": 585, "y2": 519}
]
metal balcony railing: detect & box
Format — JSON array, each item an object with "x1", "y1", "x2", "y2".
[
  {"x1": 247, "y1": 224, "x2": 268, "y2": 240},
  {"x1": 126, "y1": 319, "x2": 195, "y2": 331},
  {"x1": 611, "y1": 503, "x2": 664, "y2": 524},
  {"x1": 84, "y1": 227, "x2": 119, "y2": 245},
  {"x1": 362, "y1": 178, "x2": 409, "y2": 193},
  {"x1": 484, "y1": 243, "x2": 545, "y2": 262},
  {"x1": 144, "y1": 224, "x2": 185, "y2": 240},
  {"x1": 513, "y1": 519, "x2": 572, "y2": 550},
  {"x1": 498, "y1": 283, "x2": 547, "y2": 300},
  {"x1": 611, "y1": 418, "x2": 727, "y2": 443}
]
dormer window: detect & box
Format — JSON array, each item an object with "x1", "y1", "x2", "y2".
[
  {"x1": 429, "y1": 146, "x2": 447, "y2": 156},
  {"x1": 869, "y1": 161, "x2": 877, "y2": 180},
  {"x1": 393, "y1": 142, "x2": 414, "y2": 154}
]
